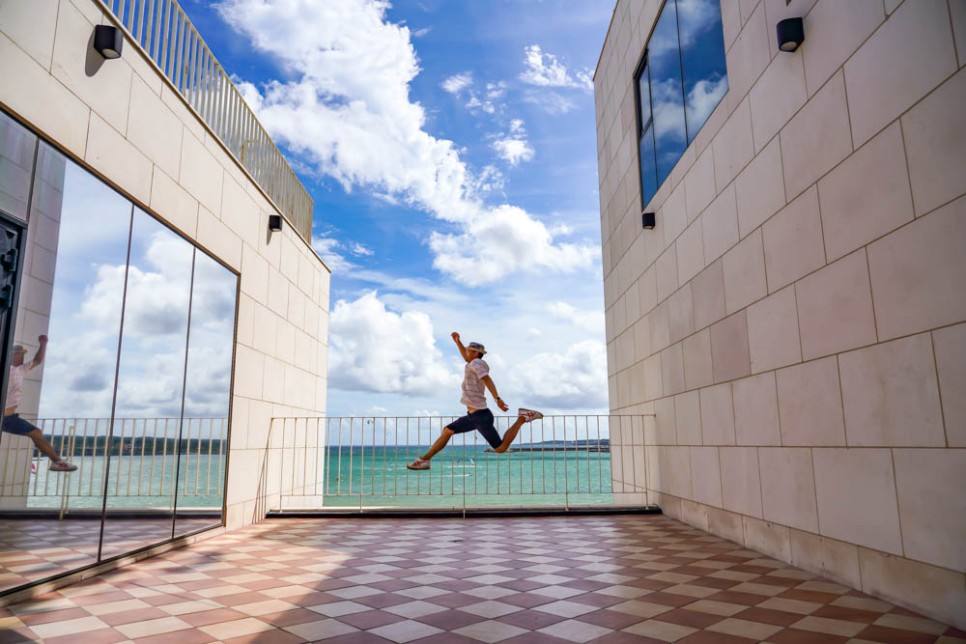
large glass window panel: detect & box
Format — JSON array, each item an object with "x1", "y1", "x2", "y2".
[
  {"x1": 0, "y1": 111, "x2": 36, "y2": 222},
  {"x1": 639, "y1": 125, "x2": 658, "y2": 207},
  {"x1": 0, "y1": 145, "x2": 130, "y2": 591},
  {"x1": 648, "y1": 2, "x2": 687, "y2": 185},
  {"x1": 637, "y1": 63, "x2": 659, "y2": 207},
  {"x1": 174, "y1": 250, "x2": 236, "y2": 537},
  {"x1": 100, "y1": 208, "x2": 194, "y2": 558},
  {"x1": 677, "y1": 0, "x2": 728, "y2": 143},
  {"x1": 637, "y1": 64, "x2": 652, "y2": 134}
]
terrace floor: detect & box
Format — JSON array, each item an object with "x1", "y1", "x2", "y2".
[{"x1": 0, "y1": 514, "x2": 962, "y2": 643}]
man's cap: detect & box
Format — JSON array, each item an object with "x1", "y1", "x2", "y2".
[
  {"x1": 11, "y1": 344, "x2": 24, "y2": 353},
  {"x1": 467, "y1": 342, "x2": 486, "y2": 355}
]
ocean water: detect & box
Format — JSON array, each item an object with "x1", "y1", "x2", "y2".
[
  {"x1": 316, "y1": 445, "x2": 614, "y2": 508},
  {"x1": 24, "y1": 454, "x2": 224, "y2": 509},
  {"x1": 20, "y1": 445, "x2": 615, "y2": 510}
]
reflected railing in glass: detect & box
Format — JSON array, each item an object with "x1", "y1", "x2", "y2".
[
  {"x1": 269, "y1": 415, "x2": 651, "y2": 511},
  {"x1": 0, "y1": 417, "x2": 227, "y2": 509}
]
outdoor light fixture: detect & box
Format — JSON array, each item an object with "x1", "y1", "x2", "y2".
[
  {"x1": 776, "y1": 17, "x2": 805, "y2": 52},
  {"x1": 642, "y1": 212, "x2": 656, "y2": 230},
  {"x1": 268, "y1": 214, "x2": 283, "y2": 232},
  {"x1": 93, "y1": 25, "x2": 123, "y2": 59}
]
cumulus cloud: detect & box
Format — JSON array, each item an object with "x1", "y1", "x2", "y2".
[
  {"x1": 508, "y1": 340, "x2": 607, "y2": 409},
  {"x1": 491, "y1": 119, "x2": 534, "y2": 166},
  {"x1": 428, "y1": 204, "x2": 599, "y2": 286},
  {"x1": 216, "y1": 0, "x2": 595, "y2": 284},
  {"x1": 519, "y1": 44, "x2": 593, "y2": 90},
  {"x1": 328, "y1": 291, "x2": 457, "y2": 395}
]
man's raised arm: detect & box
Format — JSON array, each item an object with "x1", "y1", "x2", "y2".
[{"x1": 451, "y1": 332, "x2": 471, "y2": 363}]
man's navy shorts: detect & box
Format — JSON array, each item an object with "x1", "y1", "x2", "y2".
[
  {"x1": 2, "y1": 414, "x2": 39, "y2": 436},
  {"x1": 447, "y1": 409, "x2": 502, "y2": 449}
]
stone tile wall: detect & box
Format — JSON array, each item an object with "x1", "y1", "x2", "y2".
[{"x1": 597, "y1": 0, "x2": 966, "y2": 628}]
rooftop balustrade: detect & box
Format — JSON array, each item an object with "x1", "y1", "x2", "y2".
[
  {"x1": 268, "y1": 414, "x2": 652, "y2": 513},
  {"x1": 97, "y1": 0, "x2": 314, "y2": 242}
]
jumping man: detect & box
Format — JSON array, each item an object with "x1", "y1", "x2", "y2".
[
  {"x1": 3, "y1": 336, "x2": 77, "y2": 472},
  {"x1": 407, "y1": 332, "x2": 543, "y2": 470}
]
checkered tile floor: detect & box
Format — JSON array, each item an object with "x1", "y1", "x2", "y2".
[
  {"x1": 0, "y1": 518, "x2": 217, "y2": 591},
  {"x1": 0, "y1": 515, "x2": 962, "y2": 643}
]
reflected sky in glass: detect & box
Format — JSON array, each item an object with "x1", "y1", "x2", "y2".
[
  {"x1": 649, "y1": 5, "x2": 687, "y2": 185},
  {"x1": 40, "y1": 152, "x2": 129, "y2": 419},
  {"x1": 184, "y1": 251, "x2": 236, "y2": 420},
  {"x1": 113, "y1": 209, "x2": 193, "y2": 420},
  {"x1": 677, "y1": 0, "x2": 728, "y2": 142},
  {"x1": 635, "y1": 0, "x2": 727, "y2": 207}
]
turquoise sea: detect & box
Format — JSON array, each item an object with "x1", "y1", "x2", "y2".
[
  {"x1": 24, "y1": 454, "x2": 225, "y2": 509},
  {"x1": 19, "y1": 444, "x2": 614, "y2": 510},
  {"x1": 316, "y1": 445, "x2": 614, "y2": 508}
]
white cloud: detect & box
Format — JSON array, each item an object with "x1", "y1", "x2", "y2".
[
  {"x1": 547, "y1": 302, "x2": 604, "y2": 333},
  {"x1": 519, "y1": 44, "x2": 593, "y2": 90},
  {"x1": 469, "y1": 164, "x2": 505, "y2": 195},
  {"x1": 508, "y1": 340, "x2": 607, "y2": 410},
  {"x1": 328, "y1": 291, "x2": 458, "y2": 395},
  {"x1": 350, "y1": 242, "x2": 374, "y2": 257},
  {"x1": 522, "y1": 90, "x2": 577, "y2": 115},
  {"x1": 215, "y1": 0, "x2": 594, "y2": 285},
  {"x1": 492, "y1": 139, "x2": 534, "y2": 166},
  {"x1": 463, "y1": 81, "x2": 506, "y2": 115},
  {"x1": 491, "y1": 119, "x2": 534, "y2": 166},
  {"x1": 441, "y1": 72, "x2": 472, "y2": 95},
  {"x1": 685, "y1": 75, "x2": 728, "y2": 134},
  {"x1": 428, "y1": 204, "x2": 599, "y2": 287},
  {"x1": 312, "y1": 235, "x2": 354, "y2": 272}
]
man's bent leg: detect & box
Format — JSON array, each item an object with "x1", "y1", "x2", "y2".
[
  {"x1": 493, "y1": 417, "x2": 526, "y2": 453},
  {"x1": 26, "y1": 429, "x2": 62, "y2": 462},
  {"x1": 421, "y1": 427, "x2": 455, "y2": 461}
]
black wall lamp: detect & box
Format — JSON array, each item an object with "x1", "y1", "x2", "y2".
[
  {"x1": 93, "y1": 25, "x2": 123, "y2": 59},
  {"x1": 776, "y1": 17, "x2": 805, "y2": 52},
  {"x1": 642, "y1": 212, "x2": 656, "y2": 230},
  {"x1": 268, "y1": 214, "x2": 283, "y2": 232}
]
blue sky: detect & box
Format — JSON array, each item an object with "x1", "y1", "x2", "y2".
[{"x1": 180, "y1": 0, "x2": 616, "y2": 417}]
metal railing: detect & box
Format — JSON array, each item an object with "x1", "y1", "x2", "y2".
[
  {"x1": 267, "y1": 415, "x2": 651, "y2": 511},
  {"x1": 97, "y1": 0, "x2": 314, "y2": 242},
  {"x1": 0, "y1": 417, "x2": 227, "y2": 507}
]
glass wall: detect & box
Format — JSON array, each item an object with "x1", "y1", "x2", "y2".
[
  {"x1": 636, "y1": 0, "x2": 728, "y2": 207},
  {"x1": 0, "y1": 111, "x2": 237, "y2": 593}
]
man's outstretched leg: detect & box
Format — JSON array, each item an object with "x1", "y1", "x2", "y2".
[
  {"x1": 407, "y1": 427, "x2": 455, "y2": 470},
  {"x1": 492, "y1": 408, "x2": 543, "y2": 453}
]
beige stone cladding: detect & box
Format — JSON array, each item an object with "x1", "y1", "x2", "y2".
[
  {"x1": 596, "y1": 0, "x2": 966, "y2": 628},
  {"x1": 0, "y1": 0, "x2": 331, "y2": 530}
]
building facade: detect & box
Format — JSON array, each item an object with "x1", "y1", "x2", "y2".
[
  {"x1": 596, "y1": 0, "x2": 965, "y2": 627},
  {"x1": 0, "y1": 0, "x2": 330, "y2": 596}
]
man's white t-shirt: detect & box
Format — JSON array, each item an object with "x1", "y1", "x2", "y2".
[
  {"x1": 460, "y1": 358, "x2": 489, "y2": 410},
  {"x1": 6, "y1": 363, "x2": 32, "y2": 410}
]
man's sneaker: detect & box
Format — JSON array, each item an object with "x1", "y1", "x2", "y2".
[
  {"x1": 407, "y1": 458, "x2": 430, "y2": 471},
  {"x1": 518, "y1": 408, "x2": 544, "y2": 423},
  {"x1": 50, "y1": 460, "x2": 78, "y2": 472}
]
